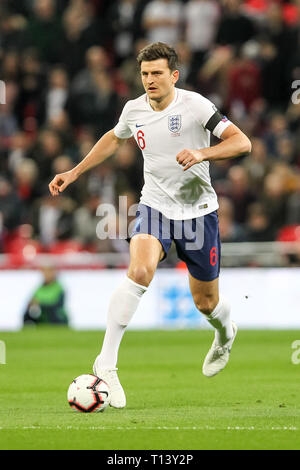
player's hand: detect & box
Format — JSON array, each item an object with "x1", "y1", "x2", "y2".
[
  {"x1": 176, "y1": 149, "x2": 205, "y2": 171},
  {"x1": 49, "y1": 170, "x2": 78, "y2": 196}
]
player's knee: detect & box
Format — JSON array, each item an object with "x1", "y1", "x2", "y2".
[
  {"x1": 194, "y1": 294, "x2": 218, "y2": 316},
  {"x1": 128, "y1": 265, "x2": 155, "y2": 287}
]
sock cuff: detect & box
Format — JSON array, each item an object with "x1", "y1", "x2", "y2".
[
  {"x1": 126, "y1": 276, "x2": 148, "y2": 296},
  {"x1": 207, "y1": 296, "x2": 230, "y2": 320}
]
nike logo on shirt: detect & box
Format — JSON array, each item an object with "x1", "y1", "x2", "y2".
[{"x1": 136, "y1": 124, "x2": 145, "y2": 128}]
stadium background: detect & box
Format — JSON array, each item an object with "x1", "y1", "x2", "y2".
[
  {"x1": 0, "y1": 0, "x2": 300, "y2": 328},
  {"x1": 1, "y1": 0, "x2": 300, "y2": 452}
]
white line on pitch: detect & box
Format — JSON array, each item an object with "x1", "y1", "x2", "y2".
[{"x1": 0, "y1": 426, "x2": 298, "y2": 431}]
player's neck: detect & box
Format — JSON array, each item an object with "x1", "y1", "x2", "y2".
[{"x1": 149, "y1": 88, "x2": 175, "y2": 112}]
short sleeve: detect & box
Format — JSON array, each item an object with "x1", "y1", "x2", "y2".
[
  {"x1": 114, "y1": 102, "x2": 133, "y2": 139},
  {"x1": 186, "y1": 92, "x2": 232, "y2": 139}
]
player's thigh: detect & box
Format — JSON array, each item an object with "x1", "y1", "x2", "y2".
[
  {"x1": 128, "y1": 234, "x2": 164, "y2": 286},
  {"x1": 189, "y1": 274, "x2": 219, "y2": 315}
]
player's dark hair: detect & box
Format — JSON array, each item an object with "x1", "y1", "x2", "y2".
[{"x1": 137, "y1": 42, "x2": 178, "y2": 71}]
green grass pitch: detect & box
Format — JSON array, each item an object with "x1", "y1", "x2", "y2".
[{"x1": 0, "y1": 327, "x2": 299, "y2": 450}]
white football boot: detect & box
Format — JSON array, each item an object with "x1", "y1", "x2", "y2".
[
  {"x1": 202, "y1": 321, "x2": 238, "y2": 378},
  {"x1": 93, "y1": 359, "x2": 126, "y2": 408}
]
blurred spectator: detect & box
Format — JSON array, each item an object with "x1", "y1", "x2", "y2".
[
  {"x1": 70, "y1": 127, "x2": 116, "y2": 205},
  {"x1": 0, "y1": 9, "x2": 27, "y2": 53},
  {"x1": 60, "y1": 0, "x2": 109, "y2": 78},
  {"x1": 31, "y1": 129, "x2": 63, "y2": 183},
  {"x1": 271, "y1": 161, "x2": 299, "y2": 194},
  {"x1": 47, "y1": 110, "x2": 76, "y2": 152},
  {"x1": 33, "y1": 194, "x2": 75, "y2": 247},
  {"x1": 286, "y1": 101, "x2": 300, "y2": 139},
  {"x1": 210, "y1": 159, "x2": 232, "y2": 182},
  {"x1": 176, "y1": 41, "x2": 195, "y2": 88},
  {"x1": 76, "y1": 128, "x2": 97, "y2": 161},
  {"x1": 108, "y1": 0, "x2": 139, "y2": 64},
  {"x1": 198, "y1": 44, "x2": 235, "y2": 103},
  {"x1": 245, "y1": 202, "x2": 275, "y2": 241},
  {"x1": 7, "y1": 131, "x2": 30, "y2": 174},
  {"x1": 24, "y1": 0, "x2": 62, "y2": 63},
  {"x1": 73, "y1": 194, "x2": 102, "y2": 246},
  {"x1": 120, "y1": 38, "x2": 150, "y2": 98},
  {"x1": 43, "y1": 66, "x2": 69, "y2": 124},
  {"x1": 87, "y1": 162, "x2": 116, "y2": 204},
  {"x1": 68, "y1": 46, "x2": 120, "y2": 133},
  {"x1": 226, "y1": 41, "x2": 262, "y2": 113},
  {"x1": 113, "y1": 141, "x2": 143, "y2": 199},
  {"x1": 215, "y1": 0, "x2": 256, "y2": 49},
  {"x1": 14, "y1": 158, "x2": 40, "y2": 212},
  {"x1": 0, "y1": 176, "x2": 23, "y2": 236},
  {"x1": 240, "y1": 97, "x2": 269, "y2": 138},
  {"x1": 60, "y1": 5, "x2": 89, "y2": 78},
  {"x1": 276, "y1": 136, "x2": 296, "y2": 164},
  {"x1": 16, "y1": 48, "x2": 46, "y2": 133},
  {"x1": 243, "y1": 137, "x2": 271, "y2": 194},
  {"x1": 142, "y1": 0, "x2": 182, "y2": 45},
  {"x1": 226, "y1": 165, "x2": 257, "y2": 223},
  {"x1": 256, "y1": 38, "x2": 282, "y2": 108},
  {"x1": 23, "y1": 266, "x2": 68, "y2": 325},
  {"x1": 184, "y1": 0, "x2": 220, "y2": 70},
  {"x1": 286, "y1": 175, "x2": 300, "y2": 224},
  {"x1": 52, "y1": 154, "x2": 74, "y2": 175},
  {"x1": 263, "y1": 112, "x2": 292, "y2": 158},
  {"x1": 51, "y1": 154, "x2": 84, "y2": 202},
  {"x1": 0, "y1": 82, "x2": 19, "y2": 149},
  {"x1": 257, "y1": 1, "x2": 294, "y2": 105},
  {"x1": 218, "y1": 196, "x2": 247, "y2": 242},
  {"x1": 260, "y1": 171, "x2": 288, "y2": 234},
  {"x1": 33, "y1": 194, "x2": 60, "y2": 246},
  {"x1": 1, "y1": 50, "x2": 20, "y2": 82}
]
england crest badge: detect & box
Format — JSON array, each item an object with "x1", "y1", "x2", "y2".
[{"x1": 168, "y1": 115, "x2": 182, "y2": 134}]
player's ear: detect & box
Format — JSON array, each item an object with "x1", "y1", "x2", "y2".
[{"x1": 172, "y1": 69, "x2": 179, "y2": 84}]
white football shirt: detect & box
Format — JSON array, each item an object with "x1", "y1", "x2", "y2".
[{"x1": 114, "y1": 88, "x2": 232, "y2": 220}]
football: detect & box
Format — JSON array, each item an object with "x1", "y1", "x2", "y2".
[{"x1": 67, "y1": 374, "x2": 110, "y2": 413}]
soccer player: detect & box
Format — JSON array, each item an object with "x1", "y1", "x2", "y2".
[{"x1": 49, "y1": 42, "x2": 251, "y2": 408}]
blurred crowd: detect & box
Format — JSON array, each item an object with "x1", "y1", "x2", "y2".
[{"x1": 1, "y1": 0, "x2": 300, "y2": 261}]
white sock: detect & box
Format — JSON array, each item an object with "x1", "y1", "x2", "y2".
[
  {"x1": 204, "y1": 297, "x2": 233, "y2": 346},
  {"x1": 96, "y1": 276, "x2": 147, "y2": 369}
]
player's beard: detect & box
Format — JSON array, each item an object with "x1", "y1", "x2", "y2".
[{"x1": 148, "y1": 87, "x2": 173, "y2": 103}]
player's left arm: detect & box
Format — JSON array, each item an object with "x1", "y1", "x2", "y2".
[{"x1": 176, "y1": 123, "x2": 252, "y2": 171}]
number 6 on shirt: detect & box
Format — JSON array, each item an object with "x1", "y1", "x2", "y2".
[{"x1": 137, "y1": 130, "x2": 146, "y2": 149}]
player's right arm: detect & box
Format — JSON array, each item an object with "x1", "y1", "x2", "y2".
[{"x1": 49, "y1": 130, "x2": 126, "y2": 196}]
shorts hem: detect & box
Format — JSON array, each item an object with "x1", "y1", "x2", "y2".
[{"x1": 187, "y1": 269, "x2": 220, "y2": 282}]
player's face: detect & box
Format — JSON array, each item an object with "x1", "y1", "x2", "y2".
[{"x1": 140, "y1": 59, "x2": 179, "y2": 102}]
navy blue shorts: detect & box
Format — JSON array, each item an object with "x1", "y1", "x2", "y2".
[{"x1": 130, "y1": 204, "x2": 221, "y2": 282}]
